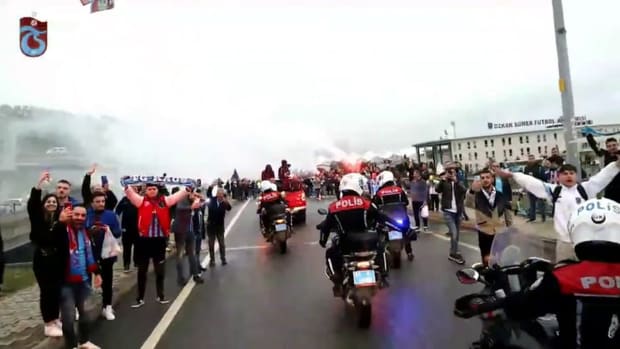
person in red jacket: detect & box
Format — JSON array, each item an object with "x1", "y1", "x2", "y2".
[
  {"x1": 124, "y1": 182, "x2": 189, "y2": 308},
  {"x1": 261, "y1": 164, "x2": 275, "y2": 181}
]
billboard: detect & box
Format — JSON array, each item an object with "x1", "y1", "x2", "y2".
[{"x1": 487, "y1": 116, "x2": 591, "y2": 130}]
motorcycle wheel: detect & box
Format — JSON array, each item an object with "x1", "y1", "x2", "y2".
[
  {"x1": 357, "y1": 299, "x2": 372, "y2": 328},
  {"x1": 391, "y1": 252, "x2": 401, "y2": 269}
]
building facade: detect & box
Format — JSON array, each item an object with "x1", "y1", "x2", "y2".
[
  {"x1": 450, "y1": 123, "x2": 620, "y2": 172},
  {"x1": 414, "y1": 123, "x2": 620, "y2": 174}
]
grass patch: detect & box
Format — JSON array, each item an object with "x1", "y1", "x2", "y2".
[{"x1": 1, "y1": 264, "x2": 36, "y2": 295}]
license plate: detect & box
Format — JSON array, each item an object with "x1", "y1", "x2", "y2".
[
  {"x1": 275, "y1": 223, "x2": 288, "y2": 232},
  {"x1": 388, "y1": 230, "x2": 403, "y2": 240},
  {"x1": 352, "y1": 270, "x2": 376, "y2": 286}
]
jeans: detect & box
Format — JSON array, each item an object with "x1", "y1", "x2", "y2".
[
  {"x1": 443, "y1": 211, "x2": 461, "y2": 255},
  {"x1": 174, "y1": 231, "x2": 199, "y2": 282},
  {"x1": 528, "y1": 192, "x2": 546, "y2": 221},
  {"x1": 60, "y1": 283, "x2": 91, "y2": 349},
  {"x1": 100, "y1": 258, "x2": 114, "y2": 306},
  {"x1": 195, "y1": 234, "x2": 203, "y2": 262}
]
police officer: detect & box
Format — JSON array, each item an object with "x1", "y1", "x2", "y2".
[
  {"x1": 257, "y1": 180, "x2": 287, "y2": 237},
  {"x1": 455, "y1": 197, "x2": 620, "y2": 349},
  {"x1": 373, "y1": 171, "x2": 415, "y2": 261},
  {"x1": 319, "y1": 173, "x2": 388, "y2": 297}
]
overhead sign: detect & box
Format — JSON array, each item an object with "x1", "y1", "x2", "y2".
[{"x1": 487, "y1": 116, "x2": 590, "y2": 130}]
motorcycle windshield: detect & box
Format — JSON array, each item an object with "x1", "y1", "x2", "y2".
[{"x1": 488, "y1": 226, "x2": 546, "y2": 268}]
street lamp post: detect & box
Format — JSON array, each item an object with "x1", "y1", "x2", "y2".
[{"x1": 551, "y1": 0, "x2": 580, "y2": 174}]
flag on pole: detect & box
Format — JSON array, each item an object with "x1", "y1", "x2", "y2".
[{"x1": 91, "y1": 0, "x2": 114, "y2": 13}]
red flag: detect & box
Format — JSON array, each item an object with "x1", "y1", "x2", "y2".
[
  {"x1": 80, "y1": 0, "x2": 92, "y2": 5},
  {"x1": 91, "y1": 0, "x2": 114, "y2": 13},
  {"x1": 19, "y1": 17, "x2": 48, "y2": 58}
]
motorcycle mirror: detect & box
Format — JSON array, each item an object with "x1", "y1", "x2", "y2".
[
  {"x1": 456, "y1": 268, "x2": 480, "y2": 285},
  {"x1": 317, "y1": 208, "x2": 328, "y2": 215}
]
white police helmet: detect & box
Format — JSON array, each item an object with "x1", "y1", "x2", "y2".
[
  {"x1": 260, "y1": 180, "x2": 272, "y2": 193},
  {"x1": 339, "y1": 173, "x2": 367, "y2": 196},
  {"x1": 568, "y1": 198, "x2": 620, "y2": 249},
  {"x1": 377, "y1": 171, "x2": 395, "y2": 187}
]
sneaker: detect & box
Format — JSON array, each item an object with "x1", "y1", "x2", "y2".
[
  {"x1": 221, "y1": 259, "x2": 227, "y2": 266},
  {"x1": 407, "y1": 253, "x2": 414, "y2": 261},
  {"x1": 448, "y1": 253, "x2": 465, "y2": 265},
  {"x1": 123, "y1": 267, "x2": 131, "y2": 274},
  {"x1": 54, "y1": 319, "x2": 62, "y2": 328},
  {"x1": 193, "y1": 275, "x2": 204, "y2": 284},
  {"x1": 101, "y1": 306, "x2": 116, "y2": 320},
  {"x1": 78, "y1": 341, "x2": 101, "y2": 349},
  {"x1": 209, "y1": 260, "x2": 215, "y2": 267},
  {"x1": 131, "y1": 299, "x2": 145, "y2": 309},
  {"x1": 200, "y1": 266, "x2": 207, "y2": 272},
  {"x1": 44, "y1": 323, "x2": 63, "y2": 337},
  {"x1": 156, "y1": 297, "x2": 170, "y2": 304}
]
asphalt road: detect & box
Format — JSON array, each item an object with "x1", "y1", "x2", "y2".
[{"x1": 81, "y1": 198, "x2": 489, "y2": 349}]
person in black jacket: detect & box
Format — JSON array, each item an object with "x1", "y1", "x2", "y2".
[
  {"x1": 28, "y1": 171, "x2": 64, "y2": 338},
  {"x1": 435, "y1": 166, "x2": 467, "y2": 265},
  {"x1": 586, "y1": 134, "x2": 619, "y2": 202},
  {"x1": 81, "y1": 165, "x2": 118, "y2": 211},
  {"x1": 206, "y1": 188, "x2": 232, "y2": 266},
  {"x1": 115, "y1": 190, "x2": 139, "y2": 272}
]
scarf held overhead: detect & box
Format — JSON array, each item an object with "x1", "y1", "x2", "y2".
[
  {"x1": 67, "y1": 225, "x2": 98, "y2": 283},
  {"x1": 120, "y1": 175, "x2": 197, "y2": 187}
]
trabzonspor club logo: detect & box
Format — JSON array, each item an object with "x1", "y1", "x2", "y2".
[{"x1": 19, "y1": 17, "x2": 47, "y2": 58}]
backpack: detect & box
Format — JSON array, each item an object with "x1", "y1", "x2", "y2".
[{"x1": 550, "y1": 184, "x2": 588, "y2": 216}]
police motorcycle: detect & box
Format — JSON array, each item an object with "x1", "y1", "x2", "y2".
[
  {"x1": 454, "y1": 227, "x2": 559, "y2": 349},
  {"x1": 317, "y1": 208, "x2": 385, "y2": 329},
  {"x1": 257, "y1": 194, "x2": 292, "y2": 255},
  {"x1": 375, "y1": 204, "x2": 416, "y2": 269}
]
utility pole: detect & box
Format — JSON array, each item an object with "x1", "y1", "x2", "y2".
[{"x1": 551, "y1": 0, "x2": 580, "y2": 175}]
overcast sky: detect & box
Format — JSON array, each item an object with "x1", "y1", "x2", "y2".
[{"x1": 1, "y1": 0, "x2": 618, "y2": 179}]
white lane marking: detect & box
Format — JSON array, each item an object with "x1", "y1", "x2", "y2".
[
  {"x1": 430, "y1": 232, "x2": 480, "y2": 251},
  {"x1": 226, "y1": 241, "x2": 319, "y2": 251},
  {"x1": 226, "y1": 245, "x2": 268, "y2": 251},
  {"x1": 140, "y1": 199, "x2": 252, "y2": 349}
]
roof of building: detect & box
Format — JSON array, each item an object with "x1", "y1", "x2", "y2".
[{"x1": 412, "y1": 123, "x2": 620, "y2": 147}]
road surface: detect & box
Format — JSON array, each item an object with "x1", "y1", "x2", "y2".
[{"x1": 88, "y1": 199, "x2": 484, "y2": 349}]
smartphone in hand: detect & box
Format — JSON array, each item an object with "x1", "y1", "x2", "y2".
[{"x1": 101, "y1": 175, "x2": 109, "y2": 186}]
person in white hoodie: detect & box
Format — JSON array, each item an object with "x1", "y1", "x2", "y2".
[{"x1": 496, "y1": 159, "x2": 620, "y2": 261}]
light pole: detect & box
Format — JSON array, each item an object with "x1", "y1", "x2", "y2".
[{"x1": 551, "y1": 0, "x2": 580, "y2": 174}]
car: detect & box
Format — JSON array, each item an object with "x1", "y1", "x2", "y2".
[
  {"x1": 277, "y1": 178, "x2": 307, "y2": 225},
  {"x1": 45, "y1": 146, "x2": 68, "y2": 155}
]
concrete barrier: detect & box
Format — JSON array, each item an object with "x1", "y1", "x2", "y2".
[{"x1": 0, "y1": 212, "x2": 30, "y2": 251}]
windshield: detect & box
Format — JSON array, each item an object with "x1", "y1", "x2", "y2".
[{"x1": 488, "y1": 226, "x2": 546, "y2": 267}]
